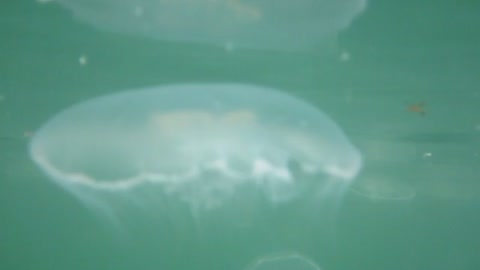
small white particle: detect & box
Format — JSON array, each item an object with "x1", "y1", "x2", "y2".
[
  {"x1": 340, "y1": 50, "x2": 350, "y2": 62},
  {"x1": 134, "y1": 6, "x2": 144, "y2": 17},
  {"x1": 224, "y1": 42, "x2": 235, "y2": 52},
  {"x1": 423, "y1": 152, "x2": 432, "y2": 158},
  {"x1": 79, "y1": 55, "x2": 88, "y2": 66}
]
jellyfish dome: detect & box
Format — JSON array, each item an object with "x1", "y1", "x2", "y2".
[
  {"x1": 53, "y1": 0, "x2": 367, "y2": 50},
  {"x1": 30, "y1": 84, "x2": 361, "y2": 215}
]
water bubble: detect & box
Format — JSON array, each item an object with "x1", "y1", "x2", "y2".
[
  {"x1": 55, "y1": 0, "x2": 367, "y2": 50},
  {"x1": 30, "y1": 84, "x2": 361, "y2": 221},
  {"x1": 246, "y1": 252, "x2": 321, "y2": 270}
]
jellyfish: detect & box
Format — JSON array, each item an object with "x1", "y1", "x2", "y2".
[
  {"x1": 29, "y1": 83, "x2": 362, "y2": 225},
  {"x1": 246, "y1": 252, "x2": 322, "y2": 270},
  {"x1": 52, "y1": 0, "x2": 367, "y2": 50}
]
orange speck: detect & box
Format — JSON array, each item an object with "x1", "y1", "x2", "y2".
[{"x1": 408, "y1": 102, "x2": 426, "y2": 116}]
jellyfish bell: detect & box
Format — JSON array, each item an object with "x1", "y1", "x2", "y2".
[
  {"x1": 29, "y1": 83, "x2": 362, "y2": 225},
  {"x1": 52, "y1": 0, "x2": 367, "y2": 51}
]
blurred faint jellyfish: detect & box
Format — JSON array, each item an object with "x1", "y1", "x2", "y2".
[
  {"x1": 246, "y1": 252, "x2": 321, "y2": 270},
  {"x1": 351, "y1": 174, "x2": 416, "y2": 201},
  {"x1": 54, "y1": 0, "x2": 367, "y2": 50}
]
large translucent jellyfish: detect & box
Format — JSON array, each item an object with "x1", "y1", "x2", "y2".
[
  {"x1": 52, "y1": 0, "x2": 367, "y2": 50},
  {"x1": 29, "y1": 84, "x2": 362, "y2": 223},
  {"x1": 246, "y1": 252, "x2": 321, "y2": 270}
]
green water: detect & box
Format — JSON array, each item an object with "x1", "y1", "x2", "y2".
[{"x1": 1, "y1": 1, "x2": 479, "y2": 270}]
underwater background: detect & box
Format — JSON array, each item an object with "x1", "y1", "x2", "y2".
[{"x1": 1, "y1": 0, "x2": 480, "y2": 270}]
